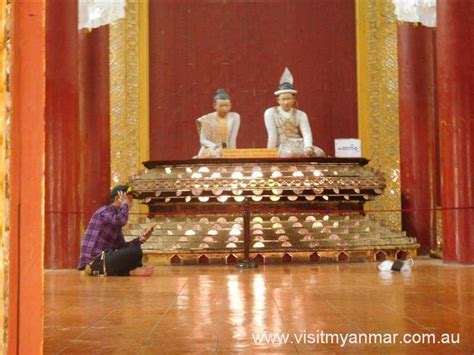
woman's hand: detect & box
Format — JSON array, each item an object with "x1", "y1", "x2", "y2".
[
  {"x1": 139, "y1": 224, "x2": 156, "y2": 243},
  {"x1": 117, "y1": 190, "x2": 132, "y2": 206}
]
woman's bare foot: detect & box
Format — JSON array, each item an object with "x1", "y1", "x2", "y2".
[{"x1": 129, "y1": 265, "x2": 155, "y2": 276}]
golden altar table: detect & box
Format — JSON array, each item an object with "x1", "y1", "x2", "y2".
[{"x1": 126, "y1": 157, "x2": 418, "y2": 265}]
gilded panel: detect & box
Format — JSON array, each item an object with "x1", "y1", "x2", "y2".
[
  {"x1": 110, "y1": 0, "x2": 149, "y2": 220},
  {"x1": 356, "y1": 0, "x2": 401, "y2": 230},
  {"x1": 0, "y1": 0, "x2": 11, "y2": 350}
]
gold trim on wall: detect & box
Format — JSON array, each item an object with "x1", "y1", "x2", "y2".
[
  {"x1": 1, "y1": 0, "x2": 11, "y2": 350},
  {"x1": 356, "y1": 0, "x2": 401, "y2": 230},
  {"x1": 110, "y1": 0, "x2": 149, "y2": 187},
  {"x1": 137, "y1": 0, "x2": 149, "y2": 165},
  {"x1": 109, "y1": 0, "x2": 149, "y2": 219}
]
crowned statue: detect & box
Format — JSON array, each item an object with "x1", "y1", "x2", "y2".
[
  {"x1": 264, "y1": 68, "x2": 326, "y2": 158},
  {"x1": 195, "y1": 89, "x2": 241, "y2": 158}
]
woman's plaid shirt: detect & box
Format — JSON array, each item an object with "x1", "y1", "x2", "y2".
[{"x1": 78, "y1": 203, "x2": 140, "y2": 270}]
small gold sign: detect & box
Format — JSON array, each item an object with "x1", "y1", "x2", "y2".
[{"x1": 222, "y1": 148, "x2": 278, "y2": 158}]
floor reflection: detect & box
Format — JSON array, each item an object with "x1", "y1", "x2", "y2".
[{"x1": 44, "y1": 259, "x2": 474, "y2": 353}]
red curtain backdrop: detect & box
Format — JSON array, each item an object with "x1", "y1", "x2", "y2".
[{"x1": 149, "y1": 0, "x2": 358, "y2": 160}]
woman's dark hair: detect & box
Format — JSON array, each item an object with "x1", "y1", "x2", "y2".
[{"x1": 109, "y1": 184, "x2": 129, "y2": 203}]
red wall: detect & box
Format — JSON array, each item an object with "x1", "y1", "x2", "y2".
[{"x1": 150, "y1": 0, "x2": 358, "y2": 160}]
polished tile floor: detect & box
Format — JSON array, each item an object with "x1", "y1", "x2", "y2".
[{"x1": 44, "y1": 258, "x2": 474, "y2": 354}]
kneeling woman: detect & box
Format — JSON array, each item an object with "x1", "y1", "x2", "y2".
[{"x1": 78, "y1": 185, "x2": 155, "y2": 276}]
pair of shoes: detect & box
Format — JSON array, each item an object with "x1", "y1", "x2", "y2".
[
  {"x1": 82, "y1": 251, "x2": 108, "y2": 276},
  {"x1": 83, "y1": 262, "x2": 102, "y2": 276},
  {"x1": 377, "y1": 258, "x2": 414, "y2": 272}
]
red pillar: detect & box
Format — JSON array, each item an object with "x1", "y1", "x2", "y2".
[
  {"x1": 79, "y1": 27, "x2": 111, "y2": 233},
  {"x1": 398, "y1": 23, "x2": 437, "y2": 255},
  {"x1": 45, "y1": 0, "x2": 82, "y2": 268},
  {"x1": 437, "y1": 0, "x2": 474, "y2": 264},
  {"x1": 10, "y1": 1, "x2": 45, "y2": 352},
  {"x1": 44, "y1": 4, "x2": 110, "y2": 269},
  {"x1": 44, "y1": 2, "x2": 110, "y2": 269}
]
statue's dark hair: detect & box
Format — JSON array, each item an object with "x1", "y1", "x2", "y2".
[
  {"x1": 278, "y1": 82, "x2": 293, "y2": 90},
  {"x1": 213, "y1": 88, "x2": 230, "y2": 102},
  {"x1": 276, "y1": 82, "x2": 297, "y2": 97}
]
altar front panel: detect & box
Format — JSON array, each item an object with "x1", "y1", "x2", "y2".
[
  {"x1": 149, "y1": 0, "x2": 358, "y2": 160},
  {"x1": 127, "y1": 158, "x2": 418, "y2": 264}
]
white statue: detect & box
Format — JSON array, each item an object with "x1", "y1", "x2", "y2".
[
  {"x1": 264, "y1": 68, "x2": 326, "y2": 158},
  {"x1": 195, "y1": 89, "x2": 240, "y2": 158}
]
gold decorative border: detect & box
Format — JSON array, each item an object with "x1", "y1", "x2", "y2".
[
  {"x1": 109, "y1": 0, "x2": 149, "y2": 185},
  {"x1": 356, "y1": 0, "x2": 401, "y2": 230},
  {"x1": 0, "y1": 0, "x2": 11, "y2": 350},
  {"x1": 137, "y1": 0, "x2": 149, "y2": 165},
  {"x1": 109, "y1": 0, "x2": 149, "y2": 219}
]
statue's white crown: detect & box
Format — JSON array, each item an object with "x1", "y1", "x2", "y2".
[{"x1": 274, "y1": 67, "x2": 297, "y2": 95}]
